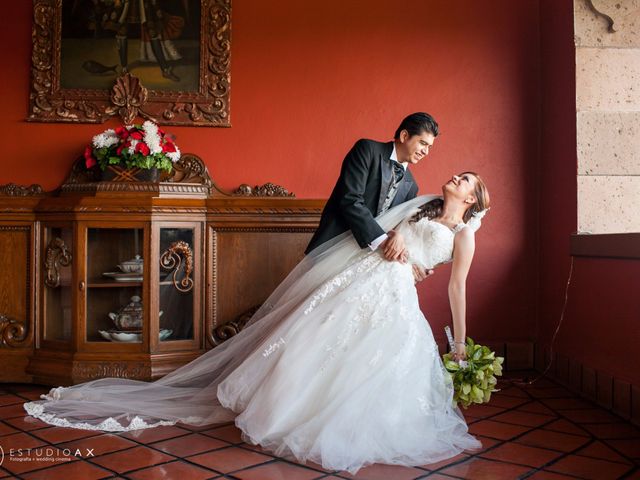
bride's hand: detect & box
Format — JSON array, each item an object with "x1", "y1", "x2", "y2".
[
  {"x1": 452, "y1": 350, "x2": 467, "y2": 362},
  {"x1": 452, "y1": 342, "x2": 467, "y2": 362},
  {"x1": 382, "y1": 230, "x2": 407, "y2": 262}
]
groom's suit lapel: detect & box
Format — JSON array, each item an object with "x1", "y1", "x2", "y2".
[
  {"x1": 376, "y1": 142, "x2": 395, "y2": 215},
  {"x1": 375, "y1": 142, "x2": 415, "y2": 213}
]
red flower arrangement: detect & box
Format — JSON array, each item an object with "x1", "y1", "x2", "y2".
[{"x1": 84, "y1": 121, "x2": 181, "y2": 173}]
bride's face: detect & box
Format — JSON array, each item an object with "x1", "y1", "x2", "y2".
[{"x1": 442, "y1": 173, "x2": 478, "y2": 203}]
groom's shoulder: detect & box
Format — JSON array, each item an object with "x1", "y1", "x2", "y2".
[{"x1": 352, "y1": 138, "x2": 389, "y2": 152}]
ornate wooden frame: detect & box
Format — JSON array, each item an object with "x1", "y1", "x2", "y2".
[{"x1": 29, "y1": 0, "x2": 231, "y2": 126}]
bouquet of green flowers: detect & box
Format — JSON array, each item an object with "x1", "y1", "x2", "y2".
[{"x1": 442, "y1": 326, "x2": 504, "y2": 408}]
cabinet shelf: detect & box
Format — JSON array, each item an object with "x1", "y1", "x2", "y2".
[
  {"x1": 86, "y1": 280, "x2": 180, "y2": 287},
  {"x1": 88, "y1": 280, "x2": 143, "y2": 288}
]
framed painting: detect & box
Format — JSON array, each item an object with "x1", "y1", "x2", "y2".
[{"x1": 29, "y1": 0, "x2": 231, "y2": 126}]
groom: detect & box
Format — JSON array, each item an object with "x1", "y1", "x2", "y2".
[{"x1": 305, "y1": 112, "x2": 438, "y2": 278}]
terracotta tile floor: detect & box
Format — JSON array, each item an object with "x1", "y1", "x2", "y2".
[{"x1": 0, "y1": 374, "x2": 638, "y2": 479}]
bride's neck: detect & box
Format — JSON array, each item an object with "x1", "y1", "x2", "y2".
[{"x1": 438, "y1": 200, "x2": 466, "y2": 224}]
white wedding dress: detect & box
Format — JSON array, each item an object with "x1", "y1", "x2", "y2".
[{"x1": 24, "y1": 195, "x2": 482, "y2": 473}]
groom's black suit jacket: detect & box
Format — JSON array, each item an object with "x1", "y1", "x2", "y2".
[{"x1": 305, "y1": 139, "x2": 419, "y2": 254}]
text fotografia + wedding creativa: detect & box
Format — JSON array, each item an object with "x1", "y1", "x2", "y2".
[{"x1": 0, "y1": 445, "x2": 95, "y2": 464}]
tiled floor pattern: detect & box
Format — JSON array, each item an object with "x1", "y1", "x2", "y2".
[{"x1": 0, "y1": 374, "x2": 638, "y2": 479}]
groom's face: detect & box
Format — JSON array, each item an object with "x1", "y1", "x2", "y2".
[{"x1": 397, "y1": 130, "x2": 435, "y2": 165}]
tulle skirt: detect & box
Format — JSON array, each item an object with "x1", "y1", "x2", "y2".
[{"x1": 217, "y1": 254, "x2": 480, "y2": 473}]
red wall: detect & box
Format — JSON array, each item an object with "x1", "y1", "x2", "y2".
[
  {"x1": 1, "y1": 1, "x2": 542, "y2": 344},
  {"x1": 561, "y1": 259, "x2": 640, "y2": 385},
  {"x1": 539, "y1": 0, "x2": 640, "y2": 386}
]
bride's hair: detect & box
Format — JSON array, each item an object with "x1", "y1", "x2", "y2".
[{"x1": 410, "y1": 172, "x2": 490, "y2": 224}]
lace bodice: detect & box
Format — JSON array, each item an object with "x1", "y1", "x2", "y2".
[{"x1": 396, "y1": 217, "x2": 467, "y2": 269}]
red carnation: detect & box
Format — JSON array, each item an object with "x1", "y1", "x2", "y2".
[
  {"x1": 130, "y1": 130, "x2": 143, "y2": 140},
  {"x1": 162, "y1": 141, "x2": 176, "y2": 153},
  {"x1": 115, "y1": 126, "x2": 129, "y2": 139},
  {"x1": 135, "y1": 142, "x2": 150, "y2": 156},
  {"x1": 116, "y1": 140, "x2": 131, "y2": 156},
  {"x1": 84, "y1": 146, "x2": 96, "y2": 169}
]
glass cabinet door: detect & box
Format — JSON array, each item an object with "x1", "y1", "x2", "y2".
[
  {"x1": 86, "y1": 227, "x2": 144, "y2": 344},
  {"x1": 43, "y1": 226, "x2": 74, "y2": 342},
  {"x1": 159, "y1": 227, "x2": 196, "y2": 343}
]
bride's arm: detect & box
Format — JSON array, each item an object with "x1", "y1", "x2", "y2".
[{"x1": 448, "y1": 227, "x2": 476, "y2": 359}]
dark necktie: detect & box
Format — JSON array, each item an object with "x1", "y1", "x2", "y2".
[{"x1": 392, "y1": 161, "x2": 405, "y2": 184}]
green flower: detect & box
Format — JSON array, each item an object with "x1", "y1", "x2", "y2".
[{"x1": 442, "y1": 337, "x2": 504, "y2": 409}]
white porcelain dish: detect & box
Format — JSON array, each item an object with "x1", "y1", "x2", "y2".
[
  {"x1": 118, "y1": 255, "x2": 144, "y2": 273},
  {"x1": 102, "y1": 272, "x2": 143, "y2": 282},
  {"x1": 98, "y1": 329, "x2": 173, "y2": 342}
]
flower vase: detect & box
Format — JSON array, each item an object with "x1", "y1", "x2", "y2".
[{"x1": 102, "y1": 165, "x2": 159, "y2": 182}]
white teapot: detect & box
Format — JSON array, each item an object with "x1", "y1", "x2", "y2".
[{"x1": 108, "y1": 296, "x2": 164, "y2": 331}]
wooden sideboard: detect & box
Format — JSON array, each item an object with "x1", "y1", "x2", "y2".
[{"x1": 0, "y1": 155, "x2": 323, "y2": 385}]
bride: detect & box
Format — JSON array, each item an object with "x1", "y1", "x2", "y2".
[{"x1": 24, "y1": 171, "x2": 490, "y2": 474}]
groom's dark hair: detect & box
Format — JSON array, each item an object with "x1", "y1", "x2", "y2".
[{"x1": 394, "y1": 112, "x2": 439, "y2": 139}]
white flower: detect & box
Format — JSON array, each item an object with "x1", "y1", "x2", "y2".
[
  {"x1": 128, "y1": 139, "x2": 139, "y2": 155},
  {"x1": 472, "y1": 208, "x2": 489, "y2": 220},
  {"x1": 148, "y1": 140, "x2": 162, "y2": 155},
  {"x1": 142, "y1": 121, "x2": 163, "y2": 155},
  {"x1": 142, "y1": 121, "x2": 158, "y2": 137},
  {"x1": 166, "y1": 144, "x2": 181, "y2": 163},
  {"x1": 146, "y1": 132, "x2": 162, "y2": 154},
  {"x1": 92, "y1": 129, "x2": 119, "y2": 149},
  {"x1": 468, "y1": 208, "x2": 490, "y2": 233}
]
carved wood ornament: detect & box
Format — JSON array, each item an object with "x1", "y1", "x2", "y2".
[
  {"x1": 0, "y1": 183, "x2": 44, "y2": 196},
  {"x1": 72, "y1": 362, "x2": 151, "y2": 382},
  {"x1": 234, "y1": 183, "x2": 295, "y2": 197},
  {"x1": 110, "y1": 74, "x2": 149, "y2": 124},
  {"x1": 29, "y1": 0, "x2": 231, "y2": 126},
  {"x1": 166, "y1": 155, "x2": 214, "y2": 194},
  {"x1": 0, "y1": 315, "x2": 28, "y2": 349},
  {"x1": 211, "y1": 305, "x2": 260, "y2": 345},
  {"x1": 160, "y1": 241, "x2": 194, "y2": 293},
  {"x1": 44, "y1": 237, "x2": 72, "y2": 288}
]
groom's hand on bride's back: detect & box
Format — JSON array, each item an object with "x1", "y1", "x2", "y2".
[{"x1": 380, "y1": 230, "x2": 434, "y2": 282}]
